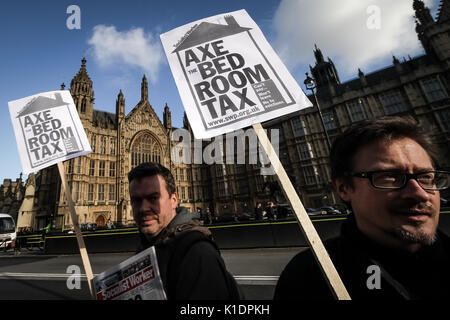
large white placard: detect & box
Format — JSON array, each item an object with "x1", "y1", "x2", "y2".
[
  {"x1": 8, "y1": 90, "x2": 92, "y2": 174},
  {"x1": 160, "y1": 9, "x2": 312, "y2": 139}
]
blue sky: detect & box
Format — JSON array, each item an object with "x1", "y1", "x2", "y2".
[{"x1": 0, "y1": 0, "x2": 440, "y2": 183}]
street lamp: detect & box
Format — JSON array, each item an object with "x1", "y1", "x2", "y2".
[
  {"x1": 304, "y1": 72, "x2": 336, "y2": 206},
  {"x1": 303, "y1": 73, "x2": 332, "y2": 152}
]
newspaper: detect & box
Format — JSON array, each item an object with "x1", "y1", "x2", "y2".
[{"x1": 93, "y1": 246, "x2": 167, "y2": 300}]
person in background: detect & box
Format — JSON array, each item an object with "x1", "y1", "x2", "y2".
[
  {"x1": 254, "y1": 202, "x2": 263, "y2": 220},
  {"x1": 266, "y1": 202, "x2": 277, "y2": 220},
  {"x1": 205, "y1": 207, "x2": 212, "y2": 225}
]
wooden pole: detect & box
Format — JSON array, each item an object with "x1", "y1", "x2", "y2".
[
  {"x1": 57, "y1": 162, "x2": 95, "y2": 299},
  {"x1": 252, "y1": 123, "x2": 351, "y2": 300}
]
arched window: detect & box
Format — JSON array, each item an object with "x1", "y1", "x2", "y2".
[
  {"x1": 131, "y1": 133, "x2": 161, "y2": 168},
  {"x1": 152, "y1": 144, "x2": 161, "y2": 163},
  {"x1": 81, "y1": 98, "x2": 86, "y2": 113}
]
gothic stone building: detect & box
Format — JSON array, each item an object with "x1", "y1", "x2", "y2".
[
  {"x1": 0, "y1": 175, "x2": 25, "y2": 224},
  {"x1": 25, "y1": 0, "x2": 450, "y2": 230},
  {"x1": 29, "y1": 59, "x2": 179, "y2": 229},
  {"x1": 26, "y1": 57, "x2": 273, "y2": 230},
  {"x1": 261, "y1": 0, "x2": 450, "y2": 208}
]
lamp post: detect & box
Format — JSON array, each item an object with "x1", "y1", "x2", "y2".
[
  {"x1": 303, "y1": 73, "x2": 332, "y2": 152},
  {"x1": 304, "y1": 72, "x2": 336, "y2": 205}
]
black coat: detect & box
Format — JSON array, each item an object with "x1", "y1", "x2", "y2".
[
  {"x1": 274, "y1": 214, "x2": 450, "y2": 300},
  {"x1": 137, "y1": 207, "x2": 240, "y2": 300},
  {"x1": 254, "y1": 206, "x2": 263, "y2": 220}
]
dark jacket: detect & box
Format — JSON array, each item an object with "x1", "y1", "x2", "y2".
[
  {"x1": 254, "y1": 206, "x2": 263, "y2": 220},
  {"x1": 137, "y1": 206, "x2": 240, "y2": 300},
  {"x1": 265, "y1": 205, "x2": 275, "y2": 220},
  {"x1": 274, "y1": 214, "x2": 450, "y2": 300}
]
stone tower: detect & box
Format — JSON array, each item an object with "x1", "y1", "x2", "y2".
[
  {"x1": 70, "y1": 57, "x2": 94, "y2": 122},
  {"x1": 414, "y1": 0, "x2": 450, "y2": 62},
  {"x1": 141, "y1": 75, "x2": 149, "y2": 102}
]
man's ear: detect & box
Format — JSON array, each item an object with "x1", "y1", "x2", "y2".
[
  {"x1": 333, "y1": 177, "x2": 354, "y2": 202},
  {"x1": 171, "y1": 192, "x2": 178, "y2": 209}
]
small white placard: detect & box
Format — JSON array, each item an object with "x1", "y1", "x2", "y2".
[{"x1": 8, "y1": 90, "x2": 92, "y2": 173}]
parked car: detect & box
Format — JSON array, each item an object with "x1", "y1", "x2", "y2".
[
  {"x1": 81, "y1": 223, "x2": 97, "y2": 231},
  {"x1": 331, "y1": 203, "x2": 352, "y2": 215},
  {"x1": 215, "y1": 213, "x2": 238, "y2": 223},
  {"x1": 237, "y1": 212, "x2": 253, "y2": 221},
  {"x1": 306, "y1": 207, "x2": 327, "y2": 216},
  {"x1": 441, "y1": 198, "x2": 449, "y2": 209},
  {"x1": 273, "y1": 204, "x2": 294, "y2": 219},
  {"x1": 320, "y1": 206, "x2": 341, "y2": 215},
  {"x1": 215, "y1": 212, "x2": 255, "y2": 223},
  {"x1": 0, "y1": 213, "x2": 16, "y2": 249}
]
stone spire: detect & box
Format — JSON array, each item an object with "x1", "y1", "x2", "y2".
[
  {"x1": 70, "y1": 57, "x2": 94, "y2": 120},
  {"x1": 413, "y1": 0, "x2": 440, "y2": 60},
  {"x1": 163, "y1": 103, "x2": 172, "y2": 130},
  {"x1": 183, "y1": 112, "x2": 191, "y2": 131},
  {"x1": 414, "y1": 0, "x2": 434, "y2": 26},
  {"x1": 71, "y1": 57, "x2": 93, "y2": 89},
  {"x1": 141, "y1": 75, "x2": 149, "y2": 102},
  {"x1": 310, "y1": 45, "x2": 340, "y2": 89},
  {"x1": 116, "y1": 89, "x2": 125, "y2": 120},
  {"x1": 358, "y1": 68, "x2": 367, "y2": 86},
  {"x1": 313, "y1": 44, "x2": 325, "y2": 64}
]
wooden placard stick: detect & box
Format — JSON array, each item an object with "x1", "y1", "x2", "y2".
[
  {"x1": 57, "y1": 162, "x2": 95, "y2": 299},
  {"x1": 252, "y1": 123, "x2": 351, "y2": 300}
]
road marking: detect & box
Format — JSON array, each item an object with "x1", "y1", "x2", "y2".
[
  {"x1": 0, "y1": 272, "x2": 94, "y2": 280},
  {"x1": 234, "y1": 275, "x2": 279, "y2": 285},
  {"x1": 0, "y1": 272, "x2": 279, "y2": 285}
]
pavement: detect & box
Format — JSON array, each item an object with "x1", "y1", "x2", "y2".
[{"x1": 0, "y1": 247, "x2": 306, "y2": 300}]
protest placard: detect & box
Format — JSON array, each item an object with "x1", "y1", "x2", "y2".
[
  {"x1": 9, "y1": 90, "x2": 95, "y2": 297},
  {"x1": 160, "y1": 9, "x2": 312, "y2": 139},
  {"x1": 8, "y1": 90, "x2": 92, "y2": 174},
  {"x1": 161, "y1": 9, "x2": 350, "y2": 299}
]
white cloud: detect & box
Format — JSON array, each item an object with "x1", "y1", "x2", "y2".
[
  {"x1": 273, "y1": 0, "x2": 437, "y2": 79},
  {"x1": 88, "y1": 25, "x2": 164, "y2": 83}
]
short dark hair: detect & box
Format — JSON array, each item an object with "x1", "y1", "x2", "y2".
[
  {"x1": 330, "y1": 116, "x2": 437, "y2": 185},
  {"x1": 128, "y1": 162, "x2": 176, "y2": 195}
]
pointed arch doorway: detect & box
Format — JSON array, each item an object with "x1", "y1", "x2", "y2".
[{"x1": 96, "y1": 215, "x2": 106, "y2": 227}]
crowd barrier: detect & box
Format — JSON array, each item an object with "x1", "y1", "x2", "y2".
[
  {"x1": 18, "y1": 211, "x2": 450, "y2": 255},
  {"x1": 41, "y1": 215, "x2": 346, "y2": 254}
]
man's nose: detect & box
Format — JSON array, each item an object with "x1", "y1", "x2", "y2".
[
  {"x1": 138, "y1": 199, "x2": 153, "y2": 213},
  {"x1": 400, "y1": 178, "x2": 431, "y2": 202}
]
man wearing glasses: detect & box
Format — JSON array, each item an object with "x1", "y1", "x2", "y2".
[{"x1": 274, "y1": 116, "x2": 450, "y2": 299}]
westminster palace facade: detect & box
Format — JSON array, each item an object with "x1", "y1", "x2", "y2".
[{"x1": 17, "y1": 0, "x2": 450, "y2": 230}]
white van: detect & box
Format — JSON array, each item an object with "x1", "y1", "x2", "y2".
[{"x1": 0, "y1": 214, "x2": 16, "y2": 249}]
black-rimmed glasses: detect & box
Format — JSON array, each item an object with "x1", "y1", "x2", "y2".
[{"x1": 349, "y1": 170, "x2": 450, "y2": 191}]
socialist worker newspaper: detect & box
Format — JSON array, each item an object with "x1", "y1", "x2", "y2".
[{"x1": 93, "y1": 246, "x2": 166, "y2": 300}]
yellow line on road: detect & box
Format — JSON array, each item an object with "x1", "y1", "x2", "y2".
[
  {"x1": 21, "y1": 212, "x2": 450, "y2": 238},
  {"x1": 47, "y1": 230, "x2": 139, "y2": 239}
]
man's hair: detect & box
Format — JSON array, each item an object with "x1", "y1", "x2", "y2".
[
  {"x1": 128, "y1": 162, "x2": 176, "y2": 195},
  {"x1": 330, "y1": 116, "x2": 438, "y2": 185}
]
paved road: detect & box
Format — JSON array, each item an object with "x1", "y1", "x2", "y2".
[{"x1": 0, "y1": 247, "x2": 305, "y2": 300}]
